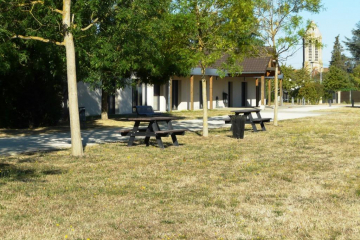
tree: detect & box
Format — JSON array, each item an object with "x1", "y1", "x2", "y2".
[
  {"x1": 81, "y1": 0, "x2": 192, "y2": 120},
  {"x1": 172, "y1": 0, "x2": 256, "y2": 137},
  {"x1": 298, "y1": 82, "x2": 323, "y2": 104},
  {"x1": 254, "y1": 0, "x2": 323, "y2": 126},
  {"x1": 330, "y1": 35, "x2": 350, "y2": 71},
  {"x1": 2, "y1": 0, "x2": 114, "y2": 156},
  {"x1": 323, "y1": 66, "x2": 349, "y2": 97},
  {"x1": 344, "y1": 22, "x2": 360, "y2": 62}
]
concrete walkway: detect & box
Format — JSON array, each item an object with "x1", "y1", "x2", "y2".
[{"x1": 0, "y1": 105, "x2": 344, "y2": 156}]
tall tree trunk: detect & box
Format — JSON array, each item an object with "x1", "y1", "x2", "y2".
[
  {"x1": 274, "y1": 61, "x2": 279, "y2": 126},
  {"x1": 63, "y1": 0, "x2": 83, "y2": 156},
  {"x1": 101, "y1": 89, "x2": 109, "y2": 120},
  {"x1": 201, "y1": 67, "x2": 208, "y2": 137}
]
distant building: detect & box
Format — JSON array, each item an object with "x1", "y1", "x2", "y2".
[{"x1": 303, "y1": 22, "x2": 323, "y2": 77}]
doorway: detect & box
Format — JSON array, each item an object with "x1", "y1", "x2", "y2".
[
  {"x1": 172, "y1": 80, "x2": 179, "y2": 110},
  {"x1": 132, "y1": 84, "x2": 143, "y2": 113},
  {"x1": 153, "y1": 84, "x2": 160, "y2": 111},
  {"x1": 228, "y1": 82, "x2": 233, "y2": 107},
  {"x1": 241, "y1": 82, "x2": 247, "y2": 106}
]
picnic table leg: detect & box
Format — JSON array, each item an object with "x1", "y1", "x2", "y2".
[
  {"x1": 171, "y1": 134, "x2": 179, "y2": 146},
  {"x1": 260, "y1": 121, "x2": 266, "y2": 131},
  {"x1": 247, "y1": 113, "x2": 258, "y2": 132},
  {"x1": 156, "y1": 136, "x2": 164, "y2": 149},
  {"x1": 144, "y1": 122, "x2": 152, "y2": 146},
  {"x1": 256, "y1": 111, "x2": 266, "y2": 131},
  {"x1": 128, "y1": 121, "x2": 140, "y2": 146}
]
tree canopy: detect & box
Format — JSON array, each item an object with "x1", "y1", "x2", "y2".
[
  {"x1": 330, "y1": 35, "x2": 350, "y2": 72},
  {"x1": 344, "y1": 22, "x2": 360, "y2": 62},
  {"x1": 171, "y1": 0, "x2": 257, "y2": 136},
  {"x1": 254, "y1": 0, "x2": 323, "y2": 125}
]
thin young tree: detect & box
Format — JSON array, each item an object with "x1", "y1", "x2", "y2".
[
  {"x1": 2, "y1": 0, "x2": 114, "y2": 156},
  {"x1": 254, "y1": 0, "x2": 323, "y2": 126},
  {"x1": 172, "y1": 0, "x2": 256, "y2": 137}
]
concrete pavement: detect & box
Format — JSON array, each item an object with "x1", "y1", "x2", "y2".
[{"x1": 0, "y1": 104, "x2": 344, "y2": 156}]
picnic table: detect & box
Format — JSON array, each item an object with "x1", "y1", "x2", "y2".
[
  {"x1": 120, "y1": 116, "x2": 186, "y2": 148},
  {"x1": 226, "y1": 108, "x2": 271, "y2": 132}
]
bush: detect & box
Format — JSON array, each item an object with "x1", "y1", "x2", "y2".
[{"x1": 298, "y1": 82, "x2": 324, "y2": 104}]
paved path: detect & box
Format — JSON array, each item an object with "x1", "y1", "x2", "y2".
[{"x1": 0, "y1": 105, "x2": 344, "y2": 156}]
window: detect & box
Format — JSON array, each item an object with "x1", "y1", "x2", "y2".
[
  {"x1": 315, "y1": 40, "x2": 319, "y2": 61},
  {"x1": 308, "y1": 40, "x2": 313, "y2": 61}
]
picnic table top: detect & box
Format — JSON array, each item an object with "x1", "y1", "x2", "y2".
[
  {"x1": 231, "y1": 108, "x2": 261, "y2": 113},
  {"x1": 126, "y1": 116, "x2": 177, "y2": 121}
]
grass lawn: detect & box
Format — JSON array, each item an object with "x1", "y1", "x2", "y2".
[{"x1": 1, "y1": 108, "x2": 360, "y2": 239}]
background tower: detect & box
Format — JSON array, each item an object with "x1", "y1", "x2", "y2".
[{"x1": 303, "y1": 22, "x2": 323, "y2": 77}]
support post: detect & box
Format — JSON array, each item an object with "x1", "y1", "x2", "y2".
[
  {"x1": 280, "y1": 79, "x2": 283, "y2": 106},
  {"x1": 190, "y1": 75, "x2": 194, "y2": 110},
  {"x1": 210, "y1": 76, "x2": 213, "y2": 109},
  {"x1": 169, "y1": 78, "x2": 172, "y2": 112},
  {"x1": 255, "y1": 78, "x2": 259, "y2": 107},
  {"x1": 268, "y1": 79, "x2": 271, "y2": 106},
  {"x1": 261, "y1": 76, "x2": 265, "y2": 105}
]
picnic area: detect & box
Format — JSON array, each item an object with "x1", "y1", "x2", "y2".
[{"x1": 0, "y1": 106, "x2": 359, "y2": 239}]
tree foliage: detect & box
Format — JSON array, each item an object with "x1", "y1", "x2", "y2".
[
  {"x1": 323, "y1": 66, "x2": 350, "y2": 93},
  {"x1": 0, "y1": 42, "x2": 64, "y2": 128},
  {"x1": 344, "y1": 22, "x2": 360, "y2": 62},
  {"x1": 254, "y1": 0, "x2": 323, "y2": 124},
  {"x1": 254, "y1": 0, "x2": 323, "y2": 61},
  {"x1": 330, "y1": 35, "x2": 350, "y2": 71},
  {"x1": 172, "y1": 0, "x2": 256, "y2": 136}
]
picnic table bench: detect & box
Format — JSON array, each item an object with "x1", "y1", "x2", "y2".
[{"x1": 120, "y1": 116, "x2": 186, "y2": 148}]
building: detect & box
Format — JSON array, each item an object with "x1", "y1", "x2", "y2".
[
  {"x1": 77, "y1": 56, "x2": 280, "y2": 116},
  {"x1": 303, "y1": 22, "x2": 323, "y2": 77}
]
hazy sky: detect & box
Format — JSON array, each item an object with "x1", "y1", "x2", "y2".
[{"x1": 283, "y1": 0, "x2": 360, "y2": 69}]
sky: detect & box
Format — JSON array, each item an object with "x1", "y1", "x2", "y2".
[{"x1": 284, "y1": 0, "x2": 360, "y2": 69}]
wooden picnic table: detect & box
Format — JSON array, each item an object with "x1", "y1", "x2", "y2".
[
  {"x1": 229, "y1": 108, "x2": 271, "y2": 132},
  {"x1": 120, "y1": 116, "x2": 186, "y2": 148}
]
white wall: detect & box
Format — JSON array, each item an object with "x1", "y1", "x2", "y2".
[
  {"x1": 118, "y1": 86, "x2": 132, "y2": 114},
  {"x1": 77, "y1": 82, "x2": 101, "y2": 116}
]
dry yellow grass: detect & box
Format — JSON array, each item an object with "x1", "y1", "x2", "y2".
[{"x1": 0, "y1": 108, "x2": 360, "y2": 239}]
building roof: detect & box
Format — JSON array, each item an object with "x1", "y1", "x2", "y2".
[
  {"x1": 240, "y1": 57, "x2": 271, "y2": 73},
  {"x1": 201, "y1": 55, "x2": 271, "y2": 74},
  {"x1": 191, "y1": 48, "x2": 275, "y2": 76}
]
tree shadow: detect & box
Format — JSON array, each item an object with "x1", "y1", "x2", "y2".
[{"x1": 0, "y1": 161, "x2": 66, "y2": 184}]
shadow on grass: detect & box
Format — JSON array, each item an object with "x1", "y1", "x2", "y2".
[{"x1": 0, "y1": 161, "x2": 66, "y2": 183}]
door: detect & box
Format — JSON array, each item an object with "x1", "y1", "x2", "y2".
[
  {"x1": 241, "y1": 82, "x2": 247, "y2": 107},
  {"x1": 132, "y1": 84, "x2": 143, "y2": 113},
  {"x1": 153, "y1": 84, "x2": 160, "y2": 111},
  {"x1": 228, "y1": 82, "x2": 233, "y2": 107},
  {"x1": 108, "y1": 94, "x2": 115, "y2": 115},
  {"x1": 172, "y1": 80, "x2": 179, "y2": 110}
]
